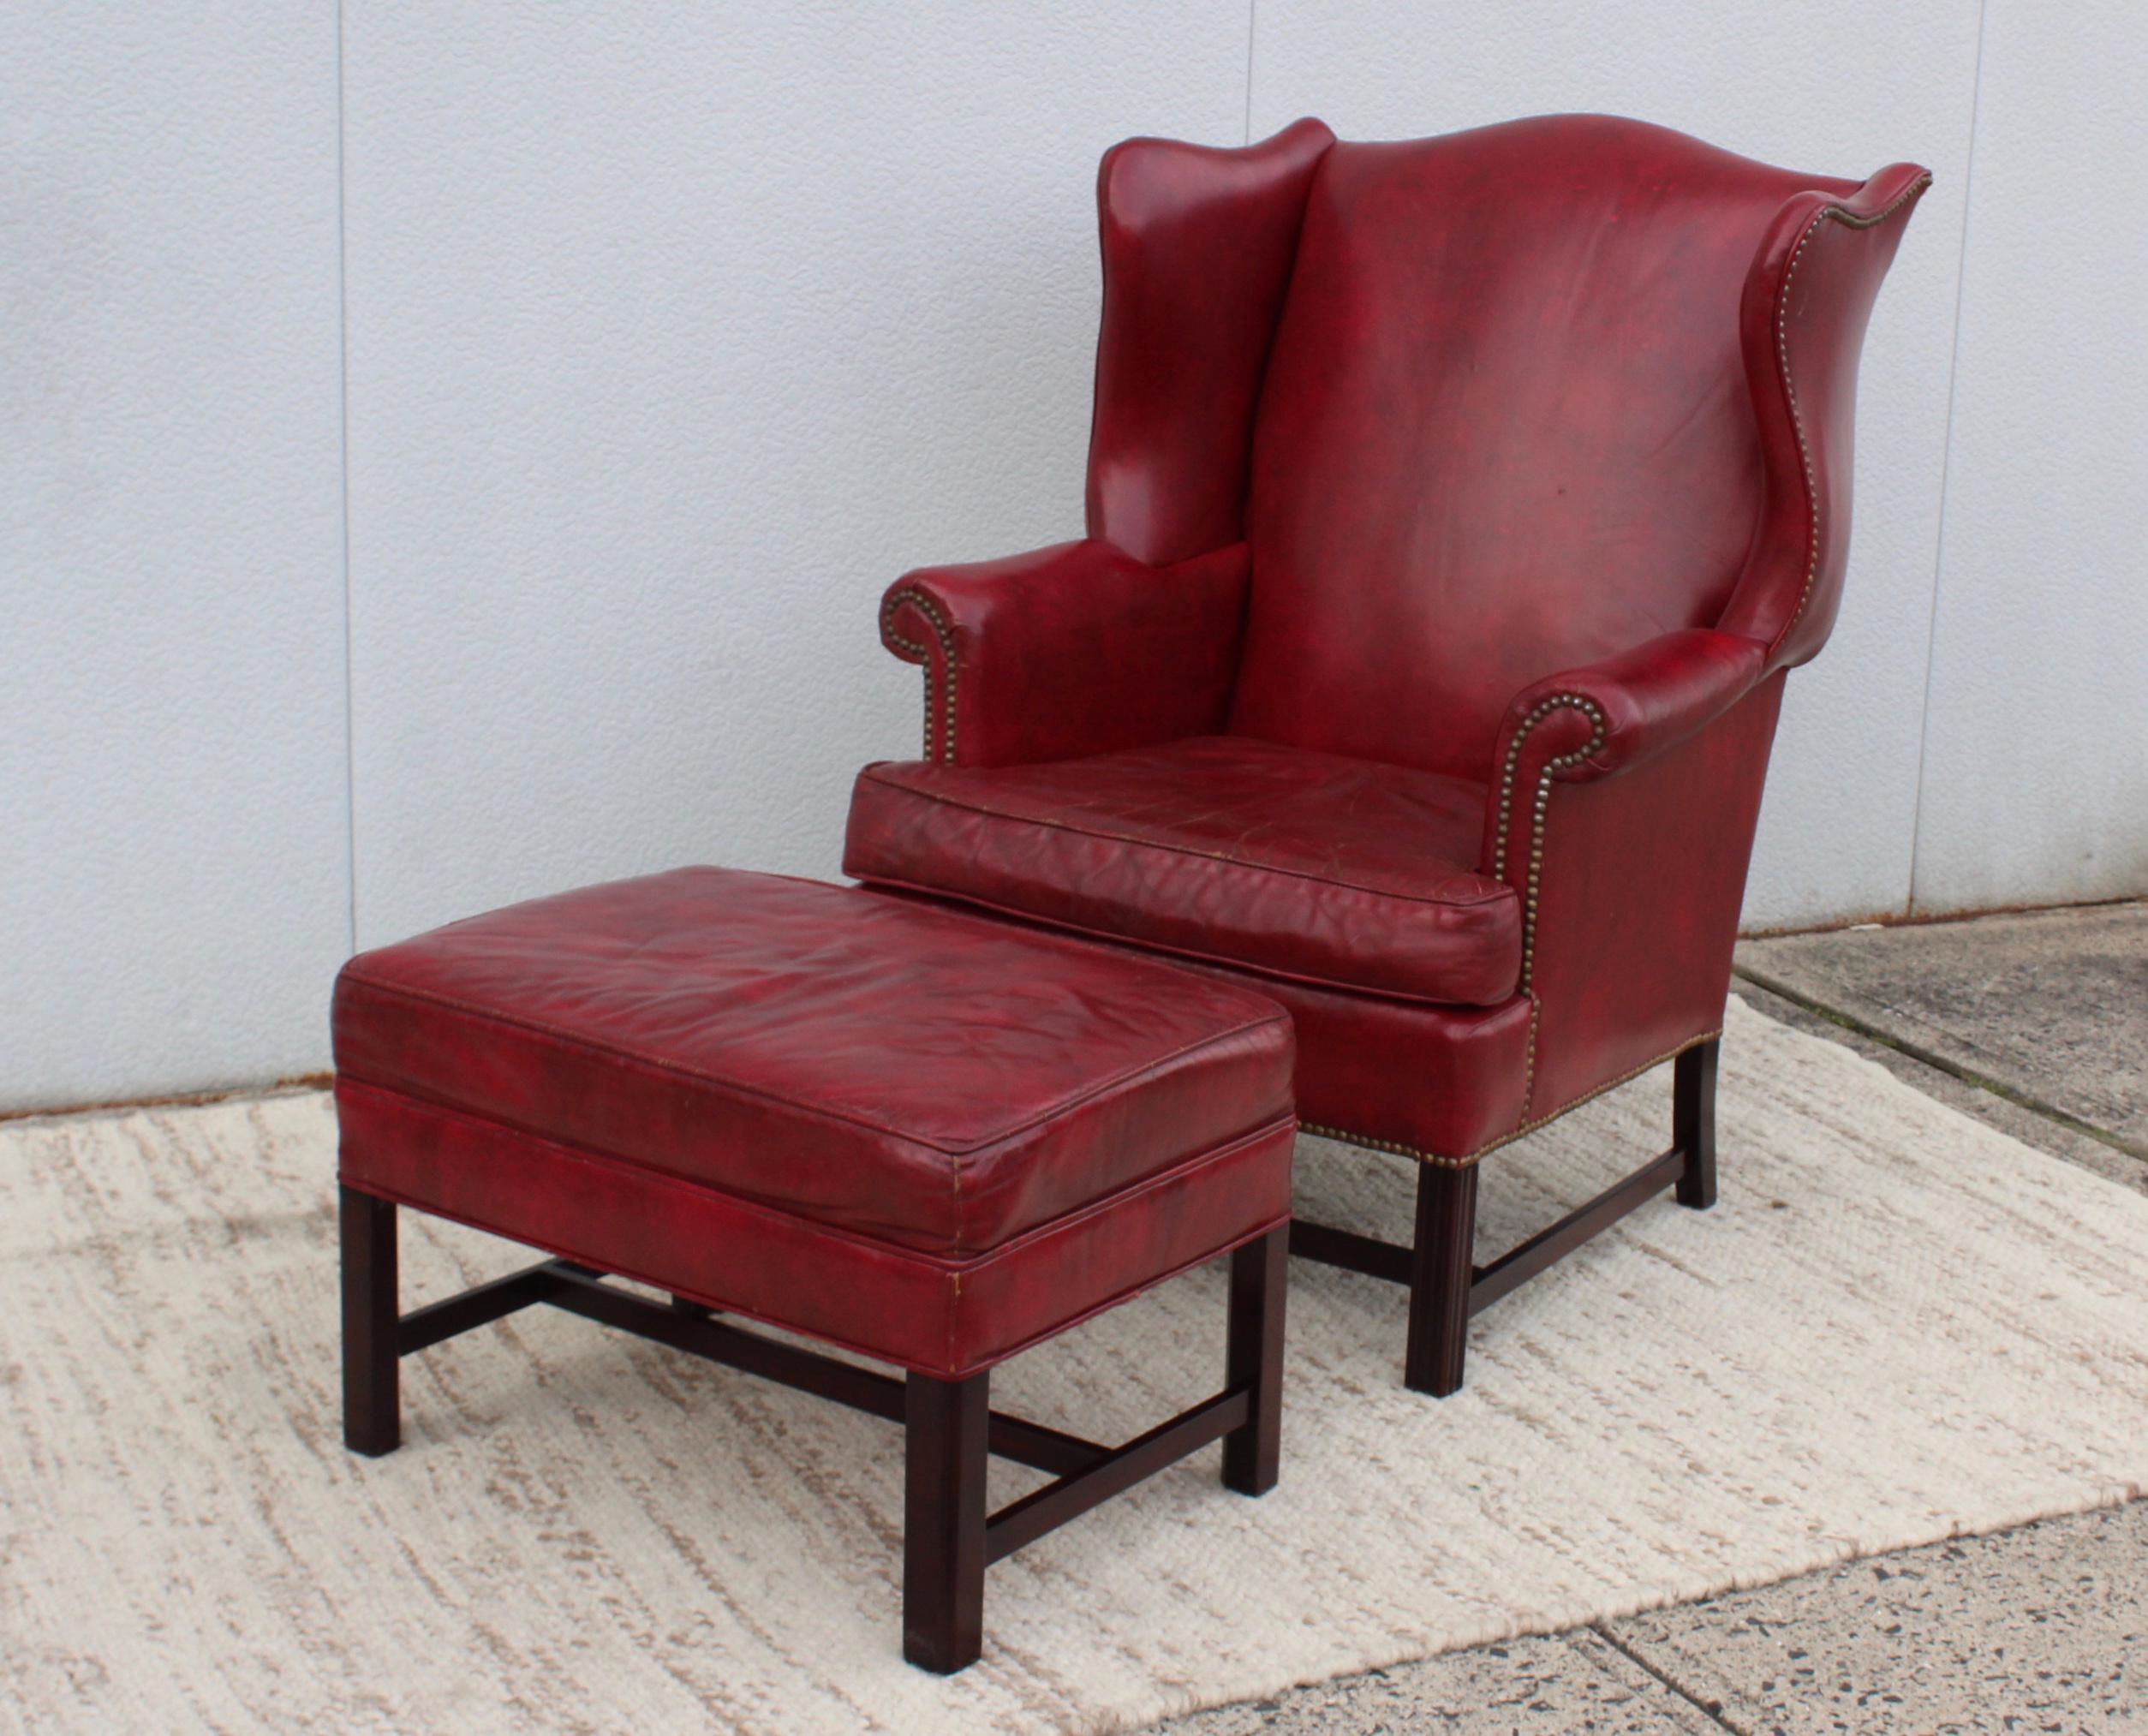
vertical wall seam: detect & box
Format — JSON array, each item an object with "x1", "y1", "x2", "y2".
[
  {"x1": 1242, "y1": 0, "x2": 1257, "y2": 145},
  {"x1": 1905, "y1": 0, "x2": 1990, "y2": 918},
  {"x1": 335, "y1": 0, "x2": 358, "y2": 955}
]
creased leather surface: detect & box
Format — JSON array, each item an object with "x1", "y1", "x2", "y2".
[
  {"x1": 333, "y1": 868, "x2": 1292, "y2": 1255},
  {"x1": 846, "y1": 737, "x2": 1520, "y2": 1006}
]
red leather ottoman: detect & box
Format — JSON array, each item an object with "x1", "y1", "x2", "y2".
[{"x1": 331, "y1": 868, "x2": 1295, "y2": 1673}]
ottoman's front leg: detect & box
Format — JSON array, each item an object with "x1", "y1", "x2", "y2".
[
  {"x1": 903, "y1": 1369, "x2": 990, "y2": 1673},
  {"x1": 1223, "y1": 1225, "x2": 1287, "y2": 1495},
  {"x1": 339, "y1": 1185, "x2": 401, "y2": 1457}
]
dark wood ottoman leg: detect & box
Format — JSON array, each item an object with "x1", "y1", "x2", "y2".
[
  {"x1": 1222, "y1": 1226, "x2": 1286, "y2": 1495},
  {"x1": 904, "y1": 1369, "x2": 989, "y2": 1673},
  {"x1": 340, "y1": 1184, "x2": 401, "y2": 1457},
  {"x1": 1404, "y1": 1163, "x2": 1478, "y2": 1398},
  {"x1": 1674, "y1": 1038, "x2": 1720, "y2": 1210}
]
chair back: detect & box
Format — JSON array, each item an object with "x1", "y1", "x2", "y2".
[{"x1": 1230, "y1": 116, "x2": 1847, "y2": 778}]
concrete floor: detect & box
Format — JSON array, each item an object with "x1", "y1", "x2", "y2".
[{"x1": 1143, "y1": 900, "x2": 2148, "y2": 1736}]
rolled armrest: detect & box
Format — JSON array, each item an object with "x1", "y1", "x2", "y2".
[
  {"x1": 879, "y1": 538, "x2": 1248, "y2": 767},
  {"x1": 1481, "y1": 628, "x2": 1768, "y2": 878},
  {"x1": 1476, "y1": 628, "x2": 1781, "y2": 1119}
]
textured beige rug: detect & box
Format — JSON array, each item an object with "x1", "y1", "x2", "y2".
[{"x1": 4, "y1": 997, "x2": 2145, "y2": 1734}]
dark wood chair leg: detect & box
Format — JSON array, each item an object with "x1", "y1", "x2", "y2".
[
  {"x1": 669, "y1": 1295, "x2": 713, "y2": 1320},
  {"x1": 340, "y1": 1184, "x2": 401, "y2": 1456},
  {"x1": 903, "y1": 1369, "x2": 989, "y2": 1673},
  {"x1": 1222, "y1": 1225, "x2": 1287, "y2": 1495},
  {"x1": 1674, "y1": 1038, "x2": 1720, "y2": 1210},
  {"x1": 1404, "y1": 1163, "x2": 1478, "y2": 1398}
]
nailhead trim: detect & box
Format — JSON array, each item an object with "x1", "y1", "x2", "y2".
[
  {"x1": 1298, "y1": 1028, "x2": 1720, "y2": 1169},
  {"x1": 1482, "y1": 1028, "x2": 1720, "y2": 1160},
  {"x1": 880, "y1": 587, "x2": 958, "y2": 764},
  {"x1": 1489, "y1": 693, "x2": 1608, "y2": 992},
  {"x1": 1519, "y1": 995, "x2": 1544, "y2": 1119},
  {"x1": 1773, "y1": 174, "x2": 1933, "y2": 645},
  {"x1": 1479, "y1": 692, "x2": 1608, "y2": 1120},
  {"x1": 1298, "y1": 1120, "x2": 1478, "y2": 1170}
]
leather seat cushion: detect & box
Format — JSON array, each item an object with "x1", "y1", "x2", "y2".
[
  {"x1": 845, "y1": 737, "x2": 1521, "y2": 1006},
  {"x1": 332, "y1": 868, "x2": 1293, "y2": 1259}
]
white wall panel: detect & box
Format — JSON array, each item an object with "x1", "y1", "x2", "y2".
[
  {"x1": 4, "y1": 1, "x2": 2143, "y2": 1110},
  {"x1": 0, "y1": 4, "x2": 347, "y2": 1110},
  {"x1": 1248, "y1": 0, "x2": 1983, "y2": 928},
  {"x1": 1909, "y1": 1, "x2": 2148, "y2": 912},
  {"x1": 342, "y1": 3, "x2": 1250, "y2": 948}
]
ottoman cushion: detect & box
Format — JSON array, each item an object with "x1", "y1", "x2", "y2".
[{"x1": 332, "y1": 868, "x2": 1297, "y2": 1375}]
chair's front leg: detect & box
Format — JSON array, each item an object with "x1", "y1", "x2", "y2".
[
  {"x1": 903, "y1": 1369, "x2": 989, "y2": 1673},
  {"x1": 1405, "y1": 1164, "x2": 1479, "y2": 1397},
  {"x1": 340, "y1": 1184, "x2": 401, "y2": 1456},
  {"x1": 1674, "y1": 1039, "x2": 1720, "y2": 1210},
  {"x1": 1222, "y1": 1226, "x2": 1287, "y2": 1494}
]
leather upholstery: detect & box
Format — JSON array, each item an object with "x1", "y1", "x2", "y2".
[
  {"x1": 1718, "y1": 164, "x2": 1931, "y2": 670},
  {"x1": 335, "y1": 869, "x2": 1296, "y2": 1377},
  {"x1": 340, "y1": 1083, "x2": 1294, "y2": 1377},
  {"x1": 1515, "y1": 675, "x2": 1784, "y2": 1120},
  {"x1": 989, "y1": 940, "x2": 1539, "y2": 1162},
  {"x1": 847, "y1": 737, "x2": 1520, "y2": 1006},
  {"x1": 880, "y1": 539, "x2": 1247, "y2": 768},
  {"x1": 850, "y1": 114, "x2": 1928, "y2": 1160},
  {"x1": 334, "y1": 868, "x2": 1292, "y2": 1256},
  {"x1": 1484, "y1": 629, "x2": 1771, "y2": 808},
  {"x1": 1088, "y1": 118, "x2": 1334, "y2": 565},
  {"x1": 1228, "y1": 116, "x2": 1874, "y2": 780}
]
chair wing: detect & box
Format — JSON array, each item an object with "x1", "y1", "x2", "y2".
[
  {"x1": 1085, "y1": 117, "x2": 1334, "y2": 566},
  {"x1": 1721, "y1": 164, "x2": 1933, "y2": 670}
]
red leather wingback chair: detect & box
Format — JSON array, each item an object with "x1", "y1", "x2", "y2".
[{"x1": 844, "y1": 115, "x2": 1928, "y2": 1393}]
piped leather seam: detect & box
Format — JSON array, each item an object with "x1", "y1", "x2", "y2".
[
  {"x1": 344, "y1": 1106, "x2": 1292, "y2": 1377},
  {"x1": 337, "y1": 971, "x2": 1286, "y2": 1159},
  {"x1": 861, "y1": 767, "x2": 1517, "y2": 912},
  {"x1": 880, "y1": 587, "x2": 958, "y2": 764},
  {"x1": 339, "y1": 1076, "x2": 976, "y2": 1263},
  {"x1": 1773, "y1": 174, "x2": 1932, "y2": 648},
  {"x1": 851, "y1": 868, "x2": 1511, "y2": 1007},
  {"x1": 343, "y1": 1081, "x2": 1295, "y2": 1280}
]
